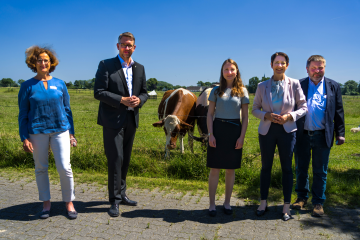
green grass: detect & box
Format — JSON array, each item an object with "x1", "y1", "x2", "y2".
[{"x1": 1, "y1": 87, "x2": 360, "y2": 207}]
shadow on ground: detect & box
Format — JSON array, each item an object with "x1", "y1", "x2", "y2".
[
  {"x1": 122, "y1": 205, "x2": 293, "y2": 223},
  {"x1": 0, "y1": 201, "x2": 107, "y2": 221}
]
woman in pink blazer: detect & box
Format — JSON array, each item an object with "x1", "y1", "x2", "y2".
[{"x1": 252, "y1": 52, "x2": 307, "y2": 221}]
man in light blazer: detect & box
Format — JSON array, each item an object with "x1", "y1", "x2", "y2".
[
  {"x1": 94, "y1": 32, "x2": 149, "y2": 217},
  {"x1": 292, "y1": 55, "x2": 345, "y2": 217}
]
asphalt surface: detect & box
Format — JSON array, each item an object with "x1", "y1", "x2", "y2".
[{"x1": 0, "y1": 176, "x2": 359, "y2": 240}]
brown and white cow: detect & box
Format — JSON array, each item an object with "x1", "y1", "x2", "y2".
[{"x1": 152, "y1": 88, "x2": 197, "y2": 157}]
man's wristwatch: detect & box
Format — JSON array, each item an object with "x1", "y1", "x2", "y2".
[{"x1": 208, "y1": 132, "x2": 213, "y2": 136}]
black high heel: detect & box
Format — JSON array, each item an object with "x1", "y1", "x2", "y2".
[{"x1": 256, "y1": 205, "x2": 268, "y2": 216}]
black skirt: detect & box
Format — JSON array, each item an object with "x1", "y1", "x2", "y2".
[{"x1": 207, "y1": 118, "x2": 242, "y2": 169}]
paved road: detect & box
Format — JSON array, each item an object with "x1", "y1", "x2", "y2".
[{"x1": 0, "y1": 176, "x2": 359, "y2": 240}]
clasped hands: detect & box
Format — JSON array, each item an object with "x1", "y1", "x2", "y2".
[
  {"x1": 121, "y1": 96, "x2": 140, "y2": 108},
  {"x1": 265, "y1": 112, "x2": 291, "y2": 125}
]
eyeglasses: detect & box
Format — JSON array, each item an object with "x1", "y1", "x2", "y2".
[
  {"x1": 37, "y1": 59, "x2": 50, "y2": 64},
  {"x1": 119, "y1": 43, "x2": 134, "y2": 49},
  {"x1": 273, "y1": 62, "x2": 287, "y2": 66}
]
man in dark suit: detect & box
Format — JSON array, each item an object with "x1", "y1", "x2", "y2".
[
  {"x1": 292, "y1": 55, "x2": 345, "y2": 217},
  {"x1": 94, "y1": 32, "x2": 149, "y2": 217}
]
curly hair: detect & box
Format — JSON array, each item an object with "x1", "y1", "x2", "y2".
[
  {"x1": 25, "y1": 45, "x2": 59, "y2": 73},
  {"x1": 215, "y1": 59, "x2": 246, "y2": 98}
]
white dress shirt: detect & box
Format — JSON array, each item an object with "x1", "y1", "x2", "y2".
[{"x1": 118, "y1": 55, "x2": 134, "y2": 111}]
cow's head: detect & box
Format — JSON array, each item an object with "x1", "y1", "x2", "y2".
[{"x1": 153, "y1": 115, "x2": 193, "y2": 150}]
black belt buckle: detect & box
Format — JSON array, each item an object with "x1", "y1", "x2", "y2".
[{"x1": 304, "y1": 130, "x2": 315, "y2": 136}]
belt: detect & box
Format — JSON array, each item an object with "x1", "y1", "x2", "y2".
[
  {"x1": 215, "y1": 118, "x2": 241, "y2": 127},
  {"x1": 303, "y1": 129, "x2": 325, "y2": 136}
]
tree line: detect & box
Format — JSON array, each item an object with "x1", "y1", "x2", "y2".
[
  {"x1": 2, "y1": 77, "x2": 360, "y2": 95},
  {"x1": 146, "y1": 78, "x2": 187, "y2": 91}
]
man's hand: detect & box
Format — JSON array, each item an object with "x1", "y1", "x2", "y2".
[
  {"x1": 121, "y1": 96, "x2": 141, "y2": 108},
  {"x1": 120, "y1": 97, "x2": 132, "y2": 107},
  {"x1": 23, "y1": 139, "x2": 33, "y2": 153},
  {"x1": 129, "y1": 96, "x2": 141, "y2": 108},
  {"x1": 336, "y1": 136, "x2": 345, "y2": 145}
]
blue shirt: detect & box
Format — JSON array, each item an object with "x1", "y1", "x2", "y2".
[
  {"x1": 304, "y1": 77, "x2": 327, "y2": 131},
  {"x1": 118, "y1": 55, "x2": 135, "y2": 110},
  {"x1": 18, "y1": 77, "x2": 75, "y2": 141},
  {"x1": 271, "y1": 79, "x2": 284, "y2": 115}
]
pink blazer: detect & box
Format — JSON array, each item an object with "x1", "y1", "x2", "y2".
[{"x1": 252, "y1": 76, "x2": 307, "y2": 135}]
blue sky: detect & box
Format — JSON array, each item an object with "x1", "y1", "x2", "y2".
[{"x1": 1, "y1": 0, "x2": 359, "y2": 86}]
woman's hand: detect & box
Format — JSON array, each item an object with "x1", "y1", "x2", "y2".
[
  {"x1": 264, "y1": 112, "x2": 281, "y2": 122},
  {"x1": 235, "y1": 136, "x2": 244, "y2": 149},
  {"x1": 70, "y1": 134, "x2": 77, "y2": 147},
  {"x1": 23, "y1": 139, "x2": 33, "y2": 153},
  {"x1": 265, "y1": 112, "x2": 292, "y2": 125},
  {"x1": 274, "y1": 114, "x2": 292, "y2": 125},
  {"x1": 208, "y1": 135, "x2": 216, "y2": 148}
]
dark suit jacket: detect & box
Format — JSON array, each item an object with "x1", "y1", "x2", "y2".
[
  {"x1": 94, "y1": 56, "x2": 149, "y2": 129},
  {"x1": 296, "y1": 77, "x2": 345, "y2": 148}
]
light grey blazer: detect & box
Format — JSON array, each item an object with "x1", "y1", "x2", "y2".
[{"x1": 252, "y1": 76, "x2": 307, "y2": 135}]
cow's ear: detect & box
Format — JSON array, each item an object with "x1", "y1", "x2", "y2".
[
  {"x1": 179, "y1": 120, "x2": 193, "y2": 130},
  {"x1": 152, "y1": 120, "x2": 164, "y2": 127}
]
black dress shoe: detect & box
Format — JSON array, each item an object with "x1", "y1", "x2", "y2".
[
  {"x1": 282, "y1": 213, "x2": 292, "y2": 221},
  {"x1": 120, "y1": 195, "x2": 137, "y2": 206},
  {"x1": 39, "y1": 210, "x2": 50, "y2": 219},
  {"x1": 223, "y1": 205, "x2": 233, "y2": 215},
  {"x1": 256, "y1": 205, "x2": 268, "y2": 217},
  {"x1": 108, "y1": 203, "x2": 120, "y2": 217},
  {"x1": 208, "y1": 210, "x2": 217, "y2": 217},
  {"x1": 67, "y1": 210, "x2": 78, "y2": 220}
]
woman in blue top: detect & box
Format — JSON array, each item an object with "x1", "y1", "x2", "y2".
[
  {"x1": 207, "y1": 59, "x2": 249, "y2": 217},
  {"x1": 18, "y1": 45, "x2": 78, "y2": 219}
]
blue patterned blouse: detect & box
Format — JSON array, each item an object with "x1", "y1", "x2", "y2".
[{"x1": 18, "y1": 77, "x2": 75, "y2": 141}]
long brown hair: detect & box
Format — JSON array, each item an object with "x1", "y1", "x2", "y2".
[{"x1": 215, "y1": 59, "x2": 246, "y2": 98}]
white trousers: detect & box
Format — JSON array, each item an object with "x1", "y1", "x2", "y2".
[{"x1": 30, "y1": 130, "x2": 75, "y2": 202}]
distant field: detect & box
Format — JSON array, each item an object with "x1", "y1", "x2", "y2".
[{"x1": 1, "y1": 87, "x2": 359, "y2": 206}]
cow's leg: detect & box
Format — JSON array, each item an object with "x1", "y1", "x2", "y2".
[
  {"x1": 164, "y1": 145, "x2": 170, "y2": 158},
  {"x1": 188, "y1": 128, "x2": 194, "y2": 153},
  {"x1": 179, "y1": 135, "x2": 184, "y2": 154}
]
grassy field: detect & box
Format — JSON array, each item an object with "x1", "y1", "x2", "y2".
[{"x1": 1, "y1": 87, "x2": 359, "y2": 207}]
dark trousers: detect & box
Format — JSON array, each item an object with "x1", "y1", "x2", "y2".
[
  {"x1": 294, "y1": 130, "x2": 331, "y2": 205},
  {"x1": 259, "y1": 123, "x2": 296, "y2": 203},
  {"x1": 103, "y1": 111, "x2": 136, "y2": 204}
]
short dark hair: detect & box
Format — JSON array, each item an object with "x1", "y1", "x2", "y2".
[
  {"x1": 25, "y1": 45, "x2": 59, "y2": 73},
  {"x1": 306, "y1": 55, "x2": 326, "y2": 68},
  {"x1": 271, "y1": 52, "x2": 289, "y2": 65},
  {"x1": 118, "y1": 32, "x2": 135, "y2": 43}
]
